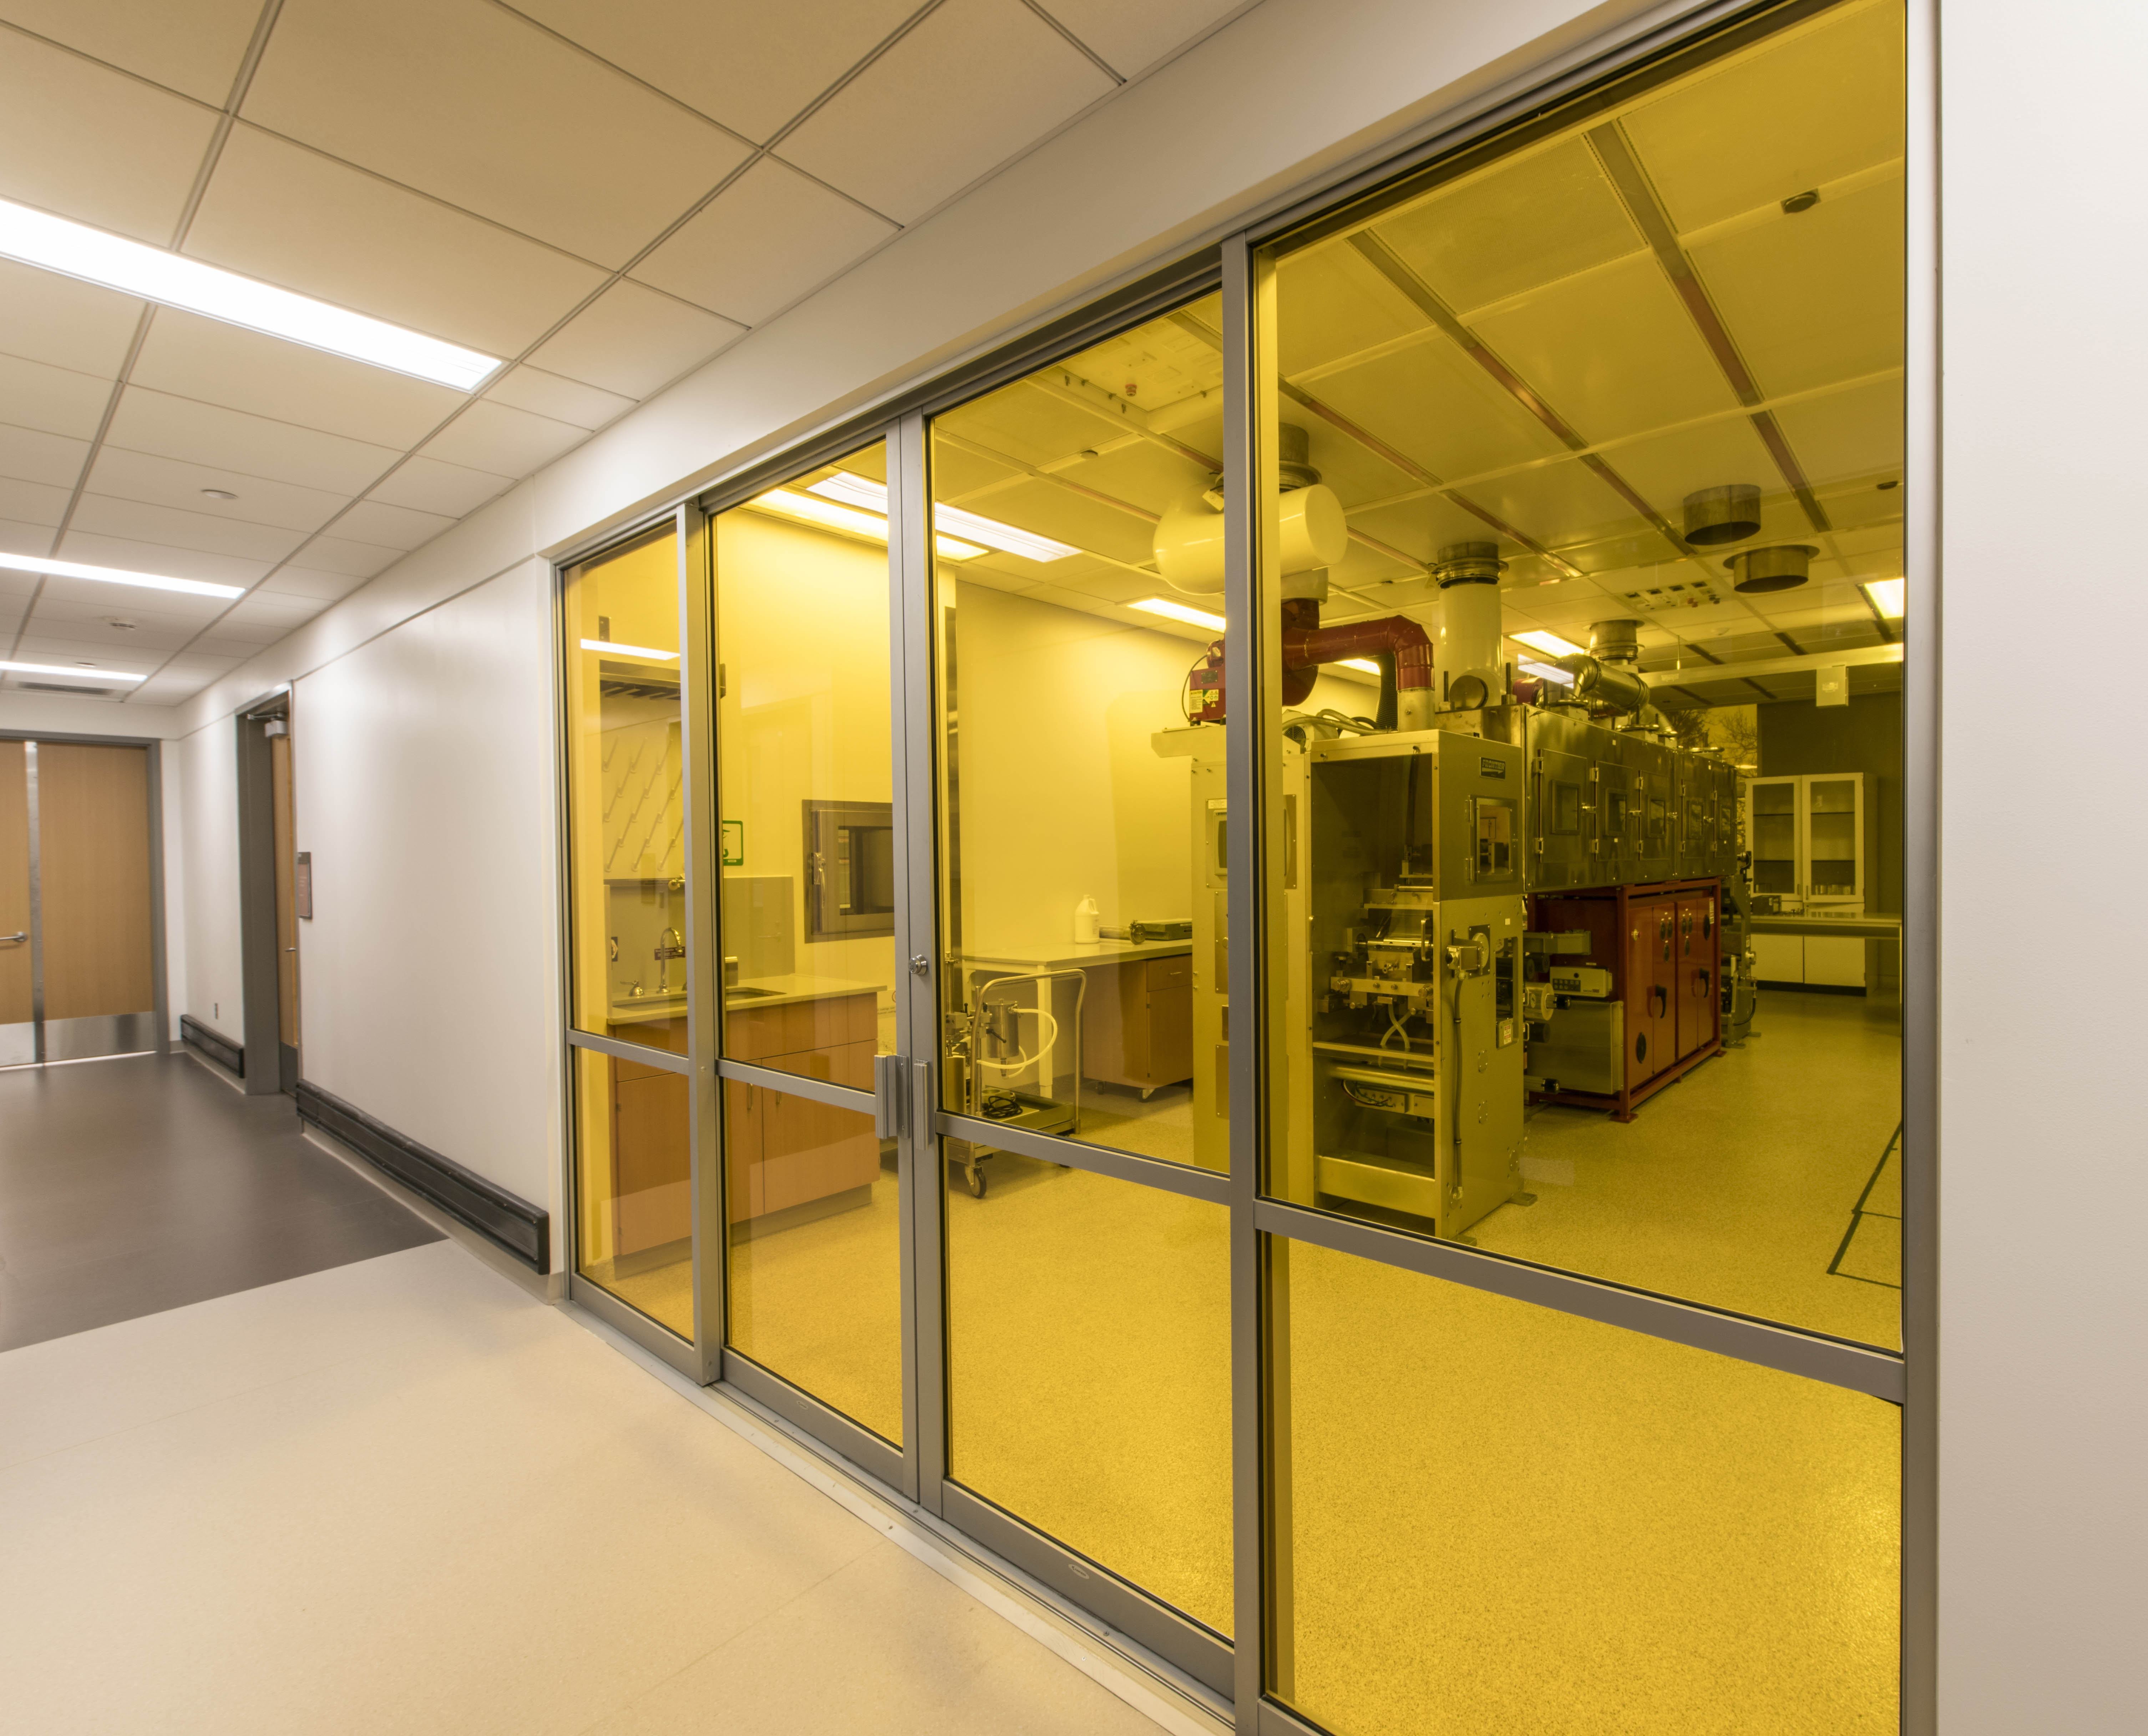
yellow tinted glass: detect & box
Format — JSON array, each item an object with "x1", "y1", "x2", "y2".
[{"x1": 573, "y1": 1044, "x2": 693, "y2": 1340}]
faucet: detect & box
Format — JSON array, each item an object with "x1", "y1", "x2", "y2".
[{"x1": 654, "y1": 927, "x2": 685, "y2": 994}]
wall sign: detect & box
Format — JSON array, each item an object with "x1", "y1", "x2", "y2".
[{"x1": 721, "y1": 820, "x2": 745, "y2": 866}]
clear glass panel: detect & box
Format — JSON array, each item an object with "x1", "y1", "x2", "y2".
[
  {"x1": 1253, "y1": 1, "x2": 1905, "y2": 1348},
  {"x1": 1271, "y1": 1237, "x2": 1899, "y2": 1733},
  {"x1": 944, "y1": 1140, "x2": 1232, "y2": 1633},
  {"x1": 573, "y1": 1045, "x2": 693, "y2": 1339},
  {"x1": 726, "y1": 1080, "x2": 902, "y2": 1444},
  {"x1": 562, "y1": 523, "x2": 685, "y2": 1053},
  {"x1": 927, "y1": 299, "x2": 1378, "y2": 1174},
  {"x1": 714, "y1": 440, "x2": 897, "y2": 1083}
]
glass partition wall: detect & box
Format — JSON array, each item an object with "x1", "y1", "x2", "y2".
[{"x1": 557, "y1": 2, "x2": 1921, "y2": 1727}]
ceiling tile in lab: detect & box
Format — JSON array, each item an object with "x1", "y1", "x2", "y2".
[
  {"x1": 81, "y1": 448, "x2": 348, "y2": 536},
  {"x1": 0, "y1": 424, "x2": 92, "y2": 490},
  {"x1": 0, "y1": 31, "x2": 216, "y2": 242},
  {"x1": 0, "y1": 0, "x2": 263, "y2": 105},
  {"x1": 1310, "y1": 334, "x2": 1565, "y2": 487},
  {"x1": 635, "y1": 157, "x2": 896, "y2": 327},
  {"x1": 1621, "y1": 2, "x2": 1905, "y2": 236},
  {"x1": 289, "y1": 533, "x2": 401, "y2": 580},
  {"x1": 52, "y1": 528, "x2": 272, "y2": 591},
  {"x1": 0, "y1": 516, "x2": 53, "y2": 560},
  {"x1": 242, "y1": 0, "x2": 754, "y2": 266},
  {"x1": 69, "y1": 493, "x2": 307, "y2": 564},
  {"x1": 186, "y1": 126, "x2": 608, "y2": 359},
  {"x1": 0, "y1": 475, "x2": 69, "y2": 528},
  {"x1": 1042, "y1": 0, "x2": 1247, "y2": 75},
  {"x1": 525, "y1": 280, "x2": 744, "y2": 401},
  {"x1": 780, "y1": 0, "x2": 1114, "y2": 224},
  {"x1": 481, "y1": 367, "x2": 635, "y2": 433},
  {"x1": 0, "y1": 259, "x2": 144, "y2": 379},
  {"x1": 1595, "y1": 417, "x2": 1779, "y2": 528},
  {"x1": 1760, "y1": 374, "x2": 1904, "y2": 492},
  {"x1": 0, "y1": 354, "x2": 110, "y2": 442},
  {"x1": 262, "y1": 565, "x2": 371, "y2": 604},
  {"x1": 330, "y1": 498, "x2": 457, "y2": 553},
  {"x1": 367, "y1": 455, "x2": 516, "y2": 520},
  {"x1": 419, "y1": 399, "x2": 588, "y2": 479},
  {"x1": 104, "y1": 388, "x2": 400, "y2": 496},
  {"x1": 1371, "y1": 138, "x2": 1643, "y2": 319},
  {"x1": 511, "y1": 0, "x2": 923, "y2": 144},
  {"x1": 129, "y1": 310, "x2": 464, "y2": 450}
]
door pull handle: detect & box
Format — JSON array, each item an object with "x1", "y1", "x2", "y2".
[
  {"x1": 873, "y1": 1052, "x2": 904, "y2": 1139},
  {"x1": 0, "y1": 931, "x2": 25, "y2": 945}
]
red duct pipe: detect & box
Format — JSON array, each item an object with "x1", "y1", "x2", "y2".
[{"x1": 1184, "y1": 602, "x2": 1433, "y2": 722}]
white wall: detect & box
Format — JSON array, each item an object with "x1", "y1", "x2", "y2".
[
  {"x1": 1939, "y1": 3, "x2": 2148, "y2": 1731},
  {"x1": 292, "y1": 561, "x2": 560, "y2": 1220},
  {"x1": 175, "y1": 715, "x2": 244, "y2": 1046}
]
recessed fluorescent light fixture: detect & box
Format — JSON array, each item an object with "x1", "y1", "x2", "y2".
[
  {"x1": 0, "y1": 659, "x2": 146, "y2": 682},
  {"x1": 808, "y1": 473, "x2": 1077, "y2": 563},
  {"x1": 1336, "y1": 658, "x2": 1381, "y2": 675},
  {"x1": 0, "y1": 197, "x2": 501, "y2": 391},
  {"x1": 1519, "y1": 658, "x2": 1576, "y2": 686},
  {"x1": 580, "y1": 638, "x2": 677, "y2": 660},
  {"x1": 751, "y1": 486, "x2": 985, "y2": 560},
  {"x1": 1130, "y1": 596, "x2": 1226, "y2": 633},
  {"x1": 1510, "y1": 629, "x2": 1584, "y2": 659},
  {"x1": 0, "y1": 551, "x2": 244, "y2": 599},
  {"x1": 1861, "y1": 577, "x2": 1905, "y2": 619}
]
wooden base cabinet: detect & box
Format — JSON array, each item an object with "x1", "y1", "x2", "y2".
[{"x1": 1079, "y1": 954, "x2": 1194, "y2": 1095}]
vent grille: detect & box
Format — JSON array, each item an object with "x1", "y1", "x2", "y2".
[{"x1": 17, "y1": 681, "x2": 116, "y2": 695}]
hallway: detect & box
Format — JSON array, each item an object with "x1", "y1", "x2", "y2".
[{"x1": 0, "y1": 1061, "x2": 1175, "y2": 1735}]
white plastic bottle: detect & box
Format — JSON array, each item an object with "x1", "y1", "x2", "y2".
[{"x1": 1073, "y1": 895, "x2": 1100, "y2": 943}]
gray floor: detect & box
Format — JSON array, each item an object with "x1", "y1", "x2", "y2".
[{"x1": 0, "y1": 1051, "x2": 440, "y2": 1352}]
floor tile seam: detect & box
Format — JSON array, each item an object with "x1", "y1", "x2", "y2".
[{"x1": 559, "y1": 1302, "x2": 1224, "y2": 1736}]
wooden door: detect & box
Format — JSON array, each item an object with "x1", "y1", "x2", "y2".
[
  {"x1": 0, "y1": 743, "x2": 29, "y2": 1049},
  {"x1": 1624, "y1": 907, "x2": 1660, "y2": 1086},
  {"x1": 1677, "y1": 894, "x2": 1719, "y2": 1057},
  {"x1": 37, "y1": 743, "x2": 153, "y2": 1022}
]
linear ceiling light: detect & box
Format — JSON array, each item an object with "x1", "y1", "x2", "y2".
[
  {"x1": 1510, "y1": 629, "x2": 1585, "y2": 659},
  {"x1": 1130, "y1": 596, "x2": 1226, "y2": 632},
  {"x1": 580, "y1": 637, "x2": 677, "y2": 660},
  {"x1": 1861, "y1": 577, "x2": 1905, "y2": 619},
  {"x1": 750, "y1": 486, "x2": 985, "y2": 560},
  {"x1": 0, "y1": 197, "x2": 501, "y2": 391},
  {"x1": 808, "y1": 472, "x2": 1077, "y2": 562},
  {"x1": 0, "y1": 659, "x2": 146, "y2": 682},
  {"x1": 0, "y1": 551, "x2": 244, "y2": 599},
  {"x1": 1336, "y1": 658, "x2": 1381, "y2": 675},
  {"x1": 1519, "y1": 658, "x2": 1576, "y2": 686}
]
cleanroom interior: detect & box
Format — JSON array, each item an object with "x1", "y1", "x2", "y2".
[{"x1": 562, "y1": 2, "x2": 1906, "y2": 1730}]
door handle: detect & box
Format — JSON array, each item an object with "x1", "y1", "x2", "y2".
[
  {"x1": 0, "y1": 931, "x2": 24, "y2": 945},
  {"x1": 872, "y1": 1052, "x2": 904, "y2": 1139}
]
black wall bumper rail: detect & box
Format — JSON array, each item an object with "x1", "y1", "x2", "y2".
[
  {"x1": 180, "y1": 1014, "x2": 244, "y2": 1077},
  {"x1": 297, "y1": 1079, "x2": 549, "y2": 1272}
]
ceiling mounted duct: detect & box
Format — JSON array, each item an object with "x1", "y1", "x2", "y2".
[
  {"x1": 1724, "y1": 543, "x2": 1819, "y2": 594},
  {"x1": 1682, "y1": 483, "x2": 1763, "y2": 546},
  {"x1": 1588, "y1": 619, "x2": 1641, "y2": 664},
  {"x1": 1431, "y1": 540, "x2": 1505, "y2": 586}
]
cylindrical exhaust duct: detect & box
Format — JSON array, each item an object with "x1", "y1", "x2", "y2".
[
  {"x1": 1588, "y1": 618, "x2": 1641, "y2": 664},
  {"x1": 1152, "y1": 422, "x2": 1347, "y2": 594},
  {"x1": 1682, "y1": 484, "x2": 1762, "y2": 546},
  {"x1": 1433, "y1": 540, "x2": 1506, "y2": 708},
  {"x1": 1723, "y1": 543, "x2": 1818, "y2": 594},
  {"x1": 1556, "y1": 656, "x2": 1651, "y2": 713}
]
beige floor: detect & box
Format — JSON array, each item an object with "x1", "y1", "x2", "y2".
[{"x1": 0, "y1": 1240, "x2": 1168, "y2": 1736}]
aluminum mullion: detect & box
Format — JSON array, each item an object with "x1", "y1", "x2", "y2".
[
  {"x1": 934, "y1": 1112, "x2": 1230, "y2": 1206},
  {"x1": 24, "y1": 741, "x2": 42, "y2": 1063},
  {"x1": 1256, "y1": 1198, "x2": 1905, "y2": 1404},
  {"x1": 567, "y1": 1027, "x2": 693, "y2": 1072},
  {"x1": 680, "y1": 503, "x2": 723, "y2": 1381},
  {"x1": 715, "y1": 1056, "x2": 875, "y2": 1115}
]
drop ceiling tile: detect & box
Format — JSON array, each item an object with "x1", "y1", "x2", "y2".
[
  {"x1": 482, "y1": 366, "x2": 636, "y2": 432},
  {"x1": 0, "y1": 423, "x2": 91, "y2": 489},
  {"x1": 0, "y1": 475, "x2": 68, "y2": 527},
  {"x1": 242, "y1": 0, "x2": 755, "y2": 266},
  {"x1": 0, "y1": 258, "x2": 144, "y2": 378},
  {"x1": 81, "y1": 447, "x2": 349, "y2": 535},
  {"x1": 129, "y1": 309, "x2": 464, "y2": 450},
  {"x1": 368, "y1": 455, "x2": 516, "y2": 519},
  {"x1": 512, "y1": 0, "x2": 921, "y2": 144},
  {"x1": 104, "y1": 387, "x2": 399, "y2": 495},
  {"x1": 329, "y1": 498, "x2": 456, "y2": 552},
  {"x1": 49, "y1": 528, "x2": 270, "y2": 590},
  {"x1": 262, "y1": 565, "x2": 369, "y2": 603},
  {"x1": 781, "y1": 0, "x2": 1114, "y2": 224},
  {"x1": 0, "y1": 29, "x2": 217, "y2": 242},
  {"x1": 226, "y1": 589, "x2": 326, "y2": 627},
  {"x1": 0, "y1": 353, "x2": 113, "y2": 441},
  {"x1": 192, "y1": 624, "x2": 286, "y2": 652},
  {"x1": 289, "y1": 533, "x2": 399, "y2": 580},
  {"x1": 0, "y1": 516, "x2": 54, "y2": 558},
  {"x1": 186, "y1": 124, "x2": 608, "y2": 357},
  {"x1": 10, "y1": 627, "x2": 169, "y2": 669},
  {"x1": 525, "y1": 279, "x2": 744, "y2": 400},
  {"x1": 19, "y1": 603, "x2": 202, "y2": 654},
  {"x1": 419, "y1": 400, "x2": 588, "y2": 479},
  {"x1": 68, "y1": 493, "x2": 307, "y2": 564},
  {"x1": 1042, "y1": 0, "x2": 1247, "y2": 75},
  {"x1": 635, "y1": 157, "x2": 896, "y2": 327},
  {"x1": 0, "y1": 0, "x2": 262, "y2": 105}
]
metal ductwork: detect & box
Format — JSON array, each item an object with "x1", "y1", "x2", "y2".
[
  {"x1": 1724, "y1": 543, "x2": 1818, "y2": 594},
  {"x1": 1432, "y1": 540, "x2": 1507, "y2": 710},
  {"x1": 1151, "y1": 422, "x2": 1347, "y2": 595},
  {"x1": 1682, "y1": 483, "x2": 1762, "y2": 546}
]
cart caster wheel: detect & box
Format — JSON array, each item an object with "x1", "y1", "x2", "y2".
[{"x1": 966, "y1": 1168, "x2": 987, "y2": 1198}]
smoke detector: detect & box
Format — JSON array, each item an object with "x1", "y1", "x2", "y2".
[{"x1": 106, "y1": 618, "x2": 137, "y2": 631}]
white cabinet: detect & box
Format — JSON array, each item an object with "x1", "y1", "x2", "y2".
[{"x1": 1744, "y1": 773, "x2": 1874, "y2": 912}]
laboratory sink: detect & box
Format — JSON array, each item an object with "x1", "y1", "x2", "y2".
[{"x1": 724, "y1": 986, "x2": 783, "y2": 1000}]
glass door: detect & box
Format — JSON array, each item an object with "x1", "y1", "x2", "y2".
[
  {"x1": 1749, "y1": 775, "x2": 1799, "y2": 899},
  {"x1": 1805, "y1": 775, "x2": 1865, "y2": 907}
]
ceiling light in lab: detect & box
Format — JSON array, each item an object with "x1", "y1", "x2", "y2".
[
  {"x1": 1510, "y1": 629, "x2": 1584, "y2": 659},
  {"x1": 808, "y1": 472, "x2": 1076, "y2": 562},
  {"x1": 752, "y1": 486, "x2": 985, "y2": 560},
  {"x1": 1130, "y1": 596, "x2": 1226, "y2": 632},
  {"x1": 0, "y1": 551, "x2": 244, "y2": 599},
  {"x1": 0, "y1": 197, "x2": 502, "y2": 391},
  {"x1": 580, "y1": 638, "x2": 677, "y2": 661},
  {"x1": 1337, "y1": 658, "x2": 1381, "y2": 675},
  {"x1": 1518, "y1": 658, "x2": 1576, "y2": 686},
  {"x1": 1862, "y1": 577, "x2": 1905, "y2": 619},
  {"x1": 0, "y1": 659, "x2": 146, "y2": 682}
]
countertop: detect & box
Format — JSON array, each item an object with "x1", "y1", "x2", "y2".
[
  {"x1": 1745, "y1": 913, "x2": 1902, "y2": 938},
  {"x1": 961, "y1": 938, "x2": 1194, "y2": 974},
  {"x1": 607, "y1": 976, "x2": 886, "y2": 1024}
]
